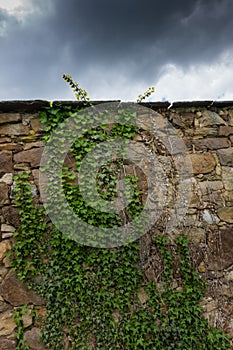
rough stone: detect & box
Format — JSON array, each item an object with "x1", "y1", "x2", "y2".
[
  {"x1": 1, "y1": 224, "x2": 16, "y2": 233},
  {"x1": 0, "y1": 299, "x2": 12, "y2": 313},
  {"x1": 0, "y1": 113, "x2": 21, "y2": 124},
  {"x1": 0, "y1": 137, "x2": 11, "y2": 143},
  {"x1": 192, "y1": 138, "x2": 230, "y2": 150},
  {"x1": 193, "y1": 127, "x2": 218, "y2": 136},
  {"x1": 198, "y1": 111, "x2": 227, "y2": 127},
  {"x1": 0, "y1": 240, "x2": 12, "y2": 261},
  {"x1": 0, "y1": 123, "x2": 29, "y2": 135},
  {"x1": 22, "y1": 307, "x2": 33, "y2": 328},
  {"x1": 2, "y1": 206, "x2": 20, "y2": 228},
  {"x1": 24, "y1": 327, "x2": 47, "y2": 350},
  {"x1": 0, "y1": 338, "x2": 17, "y2": 350},
  {"x1": 0, "y1": 173, "x2": 13, "y2": 185},
  {"x1": 171, "y1": 112, "x2": 194, "y2": 128},
  {"x1": 0, "y1": 270, "x2": 44, "y2": 306},
  {"x1": 217, "y1": 207, "x2": 233, "y2": 223},
  {"x1": 224, "y1": 191, "x2": 233, "y2": 202},
  {"x1": 207, "y1": 228, "x2": 233, "y2": 270},
  {"x1": 198, "y1": 181, "x2": 223, "y2": 195},
  {"x1": 216, "y1": 147, "x2": 233, "y2": 166},
  {"x1": 24, "y1": 141, "x2": 44, "y2": 151},
  {"x1": 14, "y1": 147, "x2": 44, "y2": 168},
  {"x1": 0, "y1": 183, "x2": 9, "y2": 205},
  {"x1": 222, "y1": 167, "x2": 233, "y2": 190},
  {"x1": 0, "y1": 142, "x2": 23, "y2": 151},
  {"x1": 0, "y1": 311, "x2": 16, "y2": 336},
  {"x1": 190, "y1": 153, "x2": 216, "y2": 174},
  {"x1": 0, "y1": 151, "x2": 13, "y2": 175},
  {"x1": 219, "y1": 126, "x2": 233, "y2": 136},
  {"x1": 31, "y1": 118, "x2": 43, "y2": 132}
]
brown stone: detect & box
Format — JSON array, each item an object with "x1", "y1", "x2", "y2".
[
  {"x1": 230, "y1": 135, "x2": 233, "y2": 144},
  {"x1": 24, "y1": 328, "x2": 47, "y2": 350},
  {"x1": 224, "y1": 191, "x2": 233, "y2": 202},
  {"x1": 171, "y1": 112, "x2": 194, "y2": 128},
  {"x1": 0, "y1": 311, "x2": 16, "y2": 336},
  {"x1": 0, "y1": 137, "x2": 11, "y2": 143},
  {"x1": 219, "y1": 126, "x2": 233, "y2": 136},
  {"x1": 0, "y1": 271, "x2": 44, "y2": 306},
  {"x1": 0, "y1": 123, "x2": 29, "y2": 135},
  {"x1": 0, "y1": 183, "x2": 9, "y2": 204},
  {"x1": 14, "y1": 147, "x2": 44, "y2": 168},
  {"x1": 198, "y1": 180, "x2": 223, "y2": 195},
  {"x1": 190, "y1": 152, "x2": 216, "y2": 174},
  {"x1": 0, "y1": 143, "x2": 23, "y2": 152},
  {"x1": 217, "y1": 147, "x2": 233, "y2": 166},
  {"x1": 0, "y1": 299, "x2": 12, "y2": 313},
  {"x1": 24, "y1": 141, "x2": 44, "y2": 151},
  {"x1": 193, "y1": 127, "x2": 218, "y2": 136},
  {"x1": 0, "y1": 113, "x2": 21, "y2": 124},
  {"x1": 207, "y1": 228, "x2": 233, "y2": 270},
  {"x1": 31, "y1": 118, "x2": 43, "y2": 132},
  {"x1": 222, "y1": 167, "x2": 233, "y2": 191},
  {"x1": 198, "y1": 111, "x2": 227, "y2": 127},
  {"x1": 192, "y1": 138, "x2": 230, "y2": 150},
  {"x1": 217, "y1": 207, "x2": 233, "y2": 223},
  {"x1": 2, "y1": 206, "x2": 20, "y2": 228},
  {"x1": 0, "y1": 338, "x2": 16, "y2": 349},
  {"x1": 0, "y1": 151, "x2": 13, "y2": 175},
  {"x1": 0, "y1": 240, "x2": 11, "y2": 261}
]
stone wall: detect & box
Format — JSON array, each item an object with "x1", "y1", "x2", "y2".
[{"x1": 0, "y1": 100, "x2": 232, "y2": 349}]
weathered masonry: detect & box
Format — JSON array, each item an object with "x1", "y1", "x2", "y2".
[{"x1": 0, "y1": 100, "x2": 233, "y2": 349}]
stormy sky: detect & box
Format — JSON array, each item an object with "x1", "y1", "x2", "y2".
[{"x1": 0, "y1": 0, "x2": 233, "y2": 102}]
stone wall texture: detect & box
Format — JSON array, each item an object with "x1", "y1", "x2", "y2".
[{"x1": 0, "y1": 100, "x2": 233, "y2": 349}]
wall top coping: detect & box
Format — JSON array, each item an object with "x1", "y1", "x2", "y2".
[{"x1": 0, "y1": 100, "x2": 233, "y2": 113}]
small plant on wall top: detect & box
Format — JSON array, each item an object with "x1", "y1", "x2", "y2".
[{"x1": 9, "y1": 75, "x2": 232, "y2": 349}]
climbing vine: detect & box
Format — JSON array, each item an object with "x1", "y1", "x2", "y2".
[{"x1": 10, "y1": 77, "x2": 232, "y2": 349}]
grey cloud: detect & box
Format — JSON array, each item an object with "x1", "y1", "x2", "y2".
[{"x1": 0, "y1": 0, "x2": 233, "y2": 99}]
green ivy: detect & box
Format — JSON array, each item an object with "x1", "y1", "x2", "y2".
[{"x1": 10, "y1": 101, "x2": 232, "y2": 350}]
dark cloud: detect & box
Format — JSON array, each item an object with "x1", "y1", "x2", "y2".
[{"x1": 0, "y1": 0, "x2": 233, "y2": 100}]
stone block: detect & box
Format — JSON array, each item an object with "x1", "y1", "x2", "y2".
[
  {"x1": 216, "y1": 147, "x2": 233, "y2": 166},
  {"x1": 219, "y1": 126, "x2": 233, "y2": 136},
  {"x1": 0, "y1": 338, "x2": 16, "y2": 350},
  {"x1": 190, "y1": 152, "x2": 216, "y2": 174},
  {"x1": 24, "y1": 327, "x2": 47, "y2": 350},
  {"x1": 14, "y1": 147, "x2": 44, "y2": 168},
  {"x1": 0, "y1": 239, "x2": 11, "y2": 262},
  {"x1": 207, "y1": 228, "x2": 233, "y2": 270},
  {"x1": 198, "y1": 180, "x2": 223, "y2": 195},
  {"x1": 0, "y1": 271, "x2": 44, "y2": 306},
  {"x1": 0, "y1": 183, "x2": 9, "y2": 204},
  {"x1": 198, "y1": 111, "x2": 227, "y2": 127},
  {"x1": 192, "y1": 137, "x2": 230, "y2": 150},
  {"x1": 217, "y1": 207, "x2": 233, "y2": 223},
  {"x1": 0, "y1": 142, "x2": 23, "y2": 151},
  {"x1": 222, "y1": 167, "x2": 233, "y2": 190},
  {"x1": 0, "y1": 113, "x2": 21, "y2": 124},
  {"x1": 0, "y1": 173, "x2": 13, "y2": 185},
  {"x1": 0, "y1": 311, "x2": 16, "y2": 336},
  {"x1": 0, "y1": 151, "x2": 13, "y2": 175},
  {"x1": 2, "y1": 206, "x2": 20, "y2": 228},
  {"x1": 0, "y1": 123, "x2": 29, "y2": 135}
]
